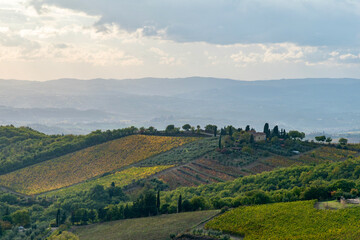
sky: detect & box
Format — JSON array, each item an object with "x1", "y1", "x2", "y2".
[{"x1": 0, "y1": 0, "x2": 360, "y2": 81}]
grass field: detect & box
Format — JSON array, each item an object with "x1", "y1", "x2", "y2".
[
  {"x1": 74, "y1": 210, "x2": 219, "y2": 240},
  {"x1": 0, "y1": 135, "x2": 196, "y2": 195},
  {"x1": 44, "y1": 165, "x2": 173, "y2": 198},
  {"x1": 206, "y1": 200, "x2": 360, "y2": 240}
]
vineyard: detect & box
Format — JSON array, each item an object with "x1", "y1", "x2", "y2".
[
  {"x1": 137, "y1": 137, "x2": 217, "y2": 166},
  {"x1": 157, "y1": 158, "x2": 248, "y2": 189},
  {"x1": 44, "y1": 165, "x2": 172, "y2": 198},
  {"x1": 296, "y1": 146, "x2": 357, "y2": 164},
  {"x1": 0, "y1": 135, "x2": 196, "y2": 195},
  {"x1": 206, "y1": 200, "x2": 360, "y2": 239}
]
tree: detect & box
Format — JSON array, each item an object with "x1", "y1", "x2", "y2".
[
  {"x1": 87, "y1": 185, "x2": 108, "y2": 202},
  {"x1": 196, "y1": 125, "x2": 201, "y2": 134},
  {"x1": 190, "y1": 197, "x2": 206, "y2": 211},
  {"x1": 11, "y1": 210, "x2": 30, "y2": 227},
  {"x1": 178, "y1": 194, "x2": 182, "y2": 213},
  {"x1": 214, "y1": 126, "x2": 217, "y2": 137},
  {"x1": 219, "y1": 135, "x2": 222, "y2": 149},
  {"x1": 228, "y1": 126, "x2": 233, "y2": 136},
  {"x1": 182, "y1": 124, "x2": 191, "y2": 131},
  {"x1": 70, "y1": 211, "x2": 75, "y2": 224},
  {"x1": 245, "y1": 125, "x2": 250, "y2": 132},
  {"x1": 88, "y1": 210, "x2": 96, "y2": 223},
  {"x1": 147, "y1": 126, "x2": 156, "y2": 133},
  {"x1": 156, "y1": 190, "x2": 161, "y2": 213},
  {"x1": 144, "y1": 191, "x2": 157, "y2": 216},
  {"x1": 61, "y1": 212, "x2": 67, "y2": 224},
  {"x1": 288, "y1": 131, "x2": 305, "y2": 140},
  {"x1": 326, "y1": 137, "x2": 332, "y2": 144},
  {"x1": 165, "y1": 125, "x2": 175, "y2": 133},
  {"x1": 250, "y1": 134, "x2": 254, "y2": 144},
  {"x1": 315, "y1": 136, "x2": 326, "y2": 143},
  {"x1": 263, "y1": 123, "x2": 270, "y2": 138},
  {"x1": 272, "y1": 125, "x2": 279, "y2": 137},
  {"x1": 56, "y1": 209, "x2": 60, "y2": 227},
  {"x1": 339, "y1": 138, "x2": 348, "y2": 145}
]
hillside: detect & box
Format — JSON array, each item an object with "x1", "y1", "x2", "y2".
[
  {"x1": 73, "y1": 210, "x2": 219, "y2": 240},
  {"x1": 1, "y1": 78, "x2": 360, "y2": 134},
  {"x1": 151, "y1": 145, "x2": 355, "y2": 189},
  {"x1": 0, "y1": 135, "x2": 196, "y2": 195},
  {"x1": 0, "y1": 125, "x2": 359, "y2": 240},
  {"x1": 0, "y1": 125, "x2": 138, "y2": 174},
  {"x1": 206, "y1": 200, "x2": 360, "y2": 239},
  {"x1": 44, "y1": 166, "x2": 173, "y2": 198}
]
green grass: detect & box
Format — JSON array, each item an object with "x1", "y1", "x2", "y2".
[
  {"x1": 206, "y1": 200, "x2": 360, "y2": 240},
  {"x1": 74, "y1": 210, "x2": 219, "y2": 240}
]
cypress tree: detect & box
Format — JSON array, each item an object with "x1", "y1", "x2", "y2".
[
  {"x1": 272, "y1": 125, "x2": 279, "y2": 137},
  {"x1": 219, "y1": 135, "x2": 222, "y2": 149},
  {"x1": 178, "y1": 194, "x2": 182, "y2": 213},
  {"x1": 245, "y1": 125, "x2": 250, "y2": 132},
  {"x1": 214, "y1": 126, "x2": 217, "y2": 137},
  {"x1": 156, "y1": 190, "x2": 161, "y2": 214},
  {"x1": 250, "y1": 134, "x2": 255, "y2": 144},
  {"x1": 228, "y1": 126, "x2": 233, "y2": 136},
  {"x1": 264, "y1": 123, "x2": 270, "y2": 138},
  {"x1": 56, "y1": 209, "x2": 60, "y2": 227}
]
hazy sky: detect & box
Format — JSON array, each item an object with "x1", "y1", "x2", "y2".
[{"x1": 0, "y1": 0, "x2": 360, "y2": 81}]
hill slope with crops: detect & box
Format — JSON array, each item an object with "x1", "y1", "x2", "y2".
[{"x1": 0, "y1": 135, "x2": 196, "y2": 195}]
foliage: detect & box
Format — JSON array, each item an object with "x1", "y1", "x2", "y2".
[
  {"x1": 161, "y1": 156, "x2": 360, "y2": 210},
  {"x1": 206, "y1": 200, "x2": 360, "y2": 239},
  {"x1": 48, "y1": 231, "x2": 80, "y2": 240},
  {"x1": 0, "y1": 135, "x2": 195, "y2": 195}
]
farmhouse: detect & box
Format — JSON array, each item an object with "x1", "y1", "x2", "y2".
[{"x1": 251, "y1": 132, "x2": 266, "y2": 142}]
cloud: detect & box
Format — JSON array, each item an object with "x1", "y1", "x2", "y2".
[{"x1": 29, "y1": 0, "x2": 360, "y2": 46}]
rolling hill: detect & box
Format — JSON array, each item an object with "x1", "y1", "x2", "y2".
[{"x1": 0, "y1": 135, "x2": 196, "y2": 195}]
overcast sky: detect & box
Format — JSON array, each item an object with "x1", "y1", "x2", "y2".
[{"x1": 0, "y1": 0, "x2": 360, "y2": 81}]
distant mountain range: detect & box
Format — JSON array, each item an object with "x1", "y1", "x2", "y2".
[{"x1": 0, "y1": 77, "x2": 359, "y2": 135}]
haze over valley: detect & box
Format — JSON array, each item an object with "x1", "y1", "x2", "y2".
[{"x1": 0, "y1": 77, "x2": 359, "y2": 137}]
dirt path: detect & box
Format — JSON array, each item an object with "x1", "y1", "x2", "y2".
[
  {"x1": 0, "y1": 185, "x2": 30, "y2": 198},
  {"x1": 191, "y1": 211, "x2": 243, "y2": 240}
]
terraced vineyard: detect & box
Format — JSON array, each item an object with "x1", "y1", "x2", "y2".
[
  {"x1": 158, "y1": 158, "x2": 249, "y2": 189},
  {"x1": 156, "y1": 145, "x2": 358, "y2": 189},
  {"x1": 44, "y1": 165, "x2": 173, "y2": 198},
  {"x1": 206, "y1": 200, "x2": 360, "y2": 239},
  {"x1": 0, "y1": 135, "x2": 196, "y2": 195}
]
